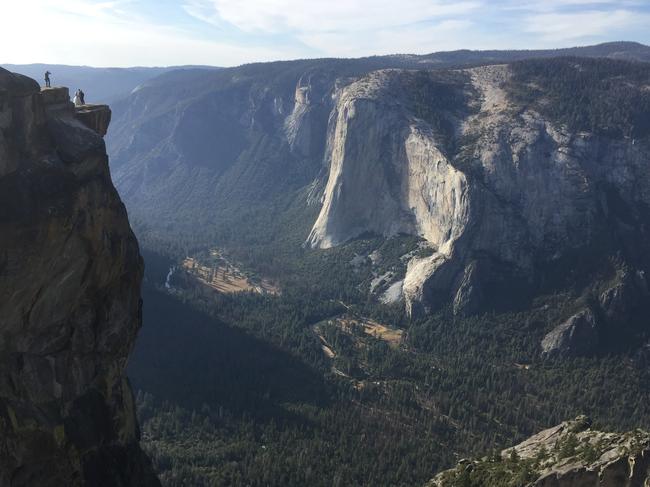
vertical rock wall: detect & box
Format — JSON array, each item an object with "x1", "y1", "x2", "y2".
[{"x1": 0, "y1": 69, "x2": 159, "y2": 486}]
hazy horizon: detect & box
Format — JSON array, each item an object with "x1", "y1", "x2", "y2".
[
  {"x1": 3, "y1": 40, "x2": 650, "y2": 71},
  {"x1": 3, "y1": 0, "x2": 650, "y2": 68}
]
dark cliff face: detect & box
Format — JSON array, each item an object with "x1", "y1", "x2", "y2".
[{"x1": 0, "y1": 69, "x2": 159, "y2": 486}]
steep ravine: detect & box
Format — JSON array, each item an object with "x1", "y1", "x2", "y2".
[{"x1": 0, "y1": 69, "x2": 159, "y2": 486}]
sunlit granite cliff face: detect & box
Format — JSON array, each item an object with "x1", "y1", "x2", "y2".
[
  {"x1": 0, "y1": 69, "x2": 159, "y2": 486},
  {"x1": 307, "y1": 63, "x2": 650, "y2": 343}
]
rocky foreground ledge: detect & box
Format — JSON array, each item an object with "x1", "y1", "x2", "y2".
[
  {"x1": 0, "y1": 70, "x2": 158, "y2": 485},
  {"x1": 40, "y1": 86, "x2": 112, "y2": 136},
  {"x1": 429, "y1": 416, "x2": 650, "y2": 487}
]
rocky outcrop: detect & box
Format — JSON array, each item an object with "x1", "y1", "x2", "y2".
[
  {"x1": 540, "y1": 268, "x2": 650, "y2": 357},
  {"x1": 429, "y1": 416, "x2": 650, "y2": 486},
  {"x1": 40, "y1": 87, "x2": 112, "y2": 136},
  {"x1": 541, "y1": 309, "x2": 599, "y2": 357},
  {"x1": 75, "y1": 104, "x2": 112, "y2": 136},
  {"x1": 0, "y1": 69, "x2": 159, "y2": 486},
  {"x1": 598, "y1": 269, "x2": 649, "y2": 324}
]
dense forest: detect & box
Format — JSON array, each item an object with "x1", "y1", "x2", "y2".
[
  {"x1": 129, "y1": 239, "x2": 650, "y2": 486},
  {"x1": 508, "y1": 57, "x2": 650, "y2": 139}
]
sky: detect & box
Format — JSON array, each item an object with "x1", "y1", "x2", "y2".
[{"x1": 2, "y1": 0, "x2": 650, "y2": 67}]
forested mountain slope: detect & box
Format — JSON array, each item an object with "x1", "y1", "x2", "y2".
[{"x1": 109, "y1": 47, "x2": 650, "y2": 344}]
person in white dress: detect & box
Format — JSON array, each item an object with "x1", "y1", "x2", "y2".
[{"x1": 73, "y1": 89, "x2": 82, "y2": 106}]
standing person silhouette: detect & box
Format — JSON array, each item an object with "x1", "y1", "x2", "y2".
[
  {"x1": 44, "y1": 71, "x2": 51, "y2": 88},
  {"x1": 79, "y1": 89, "x2": 85, "y2": 105}
]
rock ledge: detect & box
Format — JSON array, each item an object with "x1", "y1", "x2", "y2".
[{"x1": 429, "y1": 416, "x2": 650, "y2": 486}]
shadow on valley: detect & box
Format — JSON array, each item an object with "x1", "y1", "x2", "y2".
[
  {"x1": 129, "y1": 229, "x2": 650, "y2": 487},
  {"x1": 128, "y1": 285, "x2": 330, "y2": 423}
]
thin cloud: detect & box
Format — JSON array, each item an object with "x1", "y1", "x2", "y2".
[
  {"x1": 298, "y1": 20, "x2": 479, "y2": 58},
  {"x1": 1, "y1": 0, "x2": 304, "y2": 66},
  {"x1": 185, "y1": 0, "x2": 483, "y2": 33},
  {"x1": 183, "y1": 0, "x2": 225, "y2": 28},
  {"x1": 2, "y1": 0, "x2": 649, "y2": 66},
  {"x1": 182, "y1": 0, "x2": 489, "y2": 57},
  {"x1": 508, "y1": 0, "x2": 640, "y2": 10},
  {"x1": 524, "y1": 9, "x2": 649, "y2": 41}
]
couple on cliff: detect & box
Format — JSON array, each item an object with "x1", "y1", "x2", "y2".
[{"x1": 73, "y1": 88, "x2": 86, "y2": 106}]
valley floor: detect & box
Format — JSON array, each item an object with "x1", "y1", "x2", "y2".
[{"x1": 128, "y1": 239, "x2": 650, "y2": 487}]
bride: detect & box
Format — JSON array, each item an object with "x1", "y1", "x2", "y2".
[{"x1": 73, "y1": 89, "x2": 82, "y2": 106}]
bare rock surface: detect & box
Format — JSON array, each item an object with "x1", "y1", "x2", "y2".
[
  {"x1": 75, "y1": 104, "x2": 112, "y2": 136},
  {"x1": 429, "y1": 416, "x2": 650, "y2": 486},
  {"x1": 0, "y1": 68, "x2": 159, "y2": 486},
  {"x1": 541, "y1": 309, "x2": 599, "y2": 357}
]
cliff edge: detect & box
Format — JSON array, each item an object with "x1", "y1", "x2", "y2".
[{"x1": 0, "y1": 70, "x2": 159, "y2": 486}]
